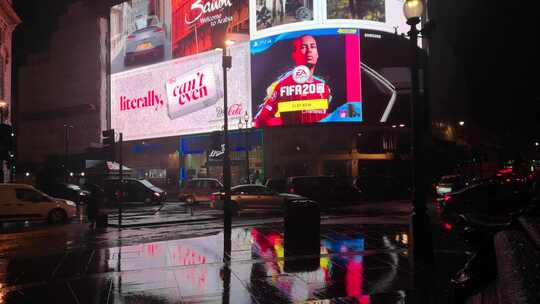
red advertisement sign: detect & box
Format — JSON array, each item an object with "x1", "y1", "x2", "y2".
[{"x1": 171, "y1": 0, "x2": 249, "y2": 59}]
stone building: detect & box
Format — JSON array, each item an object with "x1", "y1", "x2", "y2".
[{"x1": 0, "y1": 0, "x2": 20, "y2": 182}]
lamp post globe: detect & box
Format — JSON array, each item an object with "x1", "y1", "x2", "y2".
[{"x1": 403, "y1": 0, "x2": 424, "y2": 21}]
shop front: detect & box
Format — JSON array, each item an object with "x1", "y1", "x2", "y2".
[
  {"x1": 122, "y1": 137, "x2": 181, "y2": 195},
  {"x1": 180, "y1": 130, "x2": 264, "y2": 186}
]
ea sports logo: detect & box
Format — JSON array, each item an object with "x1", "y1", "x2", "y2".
[{"x1": 292, "y1": 65, "x2": 311, "y2": 84}]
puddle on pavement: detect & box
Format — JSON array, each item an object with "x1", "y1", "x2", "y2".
[{"x1": 96, "y1": 227, "x2": 408, "y2": 303}]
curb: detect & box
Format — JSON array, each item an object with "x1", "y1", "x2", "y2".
[{"x1": 106, "y1": 216, "x2": 218, "y2": 228}]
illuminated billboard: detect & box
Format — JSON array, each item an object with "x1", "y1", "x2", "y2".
[
  {"x1": 254, "y1": 0, "x2": 314, "y2": 31},
  {"x1": 110, "y1": 0, "x2": 173, "y2": 74},
  {"x1": 250, "y1": 28, "x2": 362, "y2": 127},
  {"x1": 110, "y1": 44, "x2": 251, "y2": 141},
  {"x1": 171, "y1": 0, "x2": 250, "y2": 58},
  {"x1": 359, "y1": 29, "x2": 411, "y2": 124},
  {"x1": 251, "y1": 0, "x2": 411, "y2": 38},
  {"x1": 110, "y1": 0, "x2": 250, "y2": 74},
  {"x1": 109, "y1": 0, "x2": 414, "y2": 140}
]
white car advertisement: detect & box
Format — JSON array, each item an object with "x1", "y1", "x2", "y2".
[{"x1": 111, "y1": 43, "x2": 251, "y2": 141}]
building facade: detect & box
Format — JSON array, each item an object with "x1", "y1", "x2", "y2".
[
  {"x1": 12, "y1": 0, "x2": 428, "y2": 194},
  {"x1": 0, "y1": 0, "x2": 20, "y2": 182},
  {"x1": 13, "y1": 1, "x2": 107, "y2": 183}
]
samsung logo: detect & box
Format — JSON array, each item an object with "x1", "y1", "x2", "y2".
[{"x1": 364, "y1": 33, "x2": 382, "y2": 39}]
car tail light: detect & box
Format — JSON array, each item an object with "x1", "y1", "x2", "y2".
[
  {"x1": 154, "y1": 27, "x2": 164, "y2": 33},
  {"x1": 443, "y1": 195, "x2": 452, "y2": 203},
  {"x1": 127, "y1": 34, "x2": 136, "y2": 39},
  {"x1": 443, "y1": 222, "x2": 453, "y2": 231},
  {"x1": 288, "y1": 187, "x2": 295, "y2": 193}
]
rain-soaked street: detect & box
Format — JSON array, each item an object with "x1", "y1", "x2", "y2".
[{"x1": 0, "y1": 201, "x2": 467, "y2": 303}]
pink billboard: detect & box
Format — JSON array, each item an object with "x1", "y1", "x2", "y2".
[{"x1": 110, "y1": 43, "x2": 251, "y2": 141}]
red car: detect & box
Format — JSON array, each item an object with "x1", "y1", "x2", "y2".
[{"x1": 178, "y1": 178, "x2": 223, "y2": 204}]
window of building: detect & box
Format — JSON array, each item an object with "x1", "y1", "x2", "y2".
[{"x1": 0, "y1": 55, "x2": 4, "y2": 99}]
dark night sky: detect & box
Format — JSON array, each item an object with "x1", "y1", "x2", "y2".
[
  {"x1": 13, "y1": 0, "x2": 77, "y2": 57},
  {"x1": 13, "y1": 0, "x2": 540, "y2": 148},
  {"x1": 432, "y1": 0, "x2": 540, "y2": 146}
]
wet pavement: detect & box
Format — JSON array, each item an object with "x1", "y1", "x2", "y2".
[
  {"x1": 0, "y1": 200, "x2": 467, "y2": 303},
  {"x1": 105, "y1": 202, "x2": 220, "y2": 228}
]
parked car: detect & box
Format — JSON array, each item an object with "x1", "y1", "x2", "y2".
[
  {"x1": 179, "y1": 178, "x2": 223, "y2": 204},
  {"x1": 39, "y1": 183, "x2": 90, "y2": 205},
  {"x1": 102, "y1": 178, "x2": 166, "y2": 204},
  {"x1": 435, "y1": 174, "x2": 468, "y2": 196},
  {"x1": 439, "y1": 179, "x2": 531, "y2": 224},
  {"x1": 124, "y1": 15, "x2": 166, "y2": 66},
  {"x1": 265, "y1": 178, "x2": 286, "y2": 193},
  {"x1": 286, "y1": 176, "x2": 362, "y2": 206},
  {"x1": 0, "y1": 183, "x2": 77, "y2": 224},
  {"x1": 211, "y1": 184, "x2": 313, "y2": 214}
]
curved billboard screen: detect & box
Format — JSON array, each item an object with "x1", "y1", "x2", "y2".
[{"x1": 109, "y1": 0, "x2": 413, "y2": 139}]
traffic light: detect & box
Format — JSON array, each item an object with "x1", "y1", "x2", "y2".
[
  {"x1": 102, "y1": 129, "x2": 115, "y2": 160},
  {"x1": 0, "y1": 124, "x2": 13, "y2": 160}
]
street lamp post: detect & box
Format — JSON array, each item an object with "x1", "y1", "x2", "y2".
[
  {"x1": 64, "y1": 124, "x2": 74, "y2": 182},
  {"x1": 403, "y1": 0, "x2": 435, "y2": 268},
  {"x1": 0, "y1": 101, "x2": 8, "y2": 184},
  {"x1": 222, "y1": 40, "x2": 234, "y2": 263}
]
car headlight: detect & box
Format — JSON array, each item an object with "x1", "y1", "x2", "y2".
[
  {"x1": 153, "y1": 192, "x2": 161, "y2": 197},
  {"x1": 65, "y1": 200, "x2": 77, "y2": 207}
]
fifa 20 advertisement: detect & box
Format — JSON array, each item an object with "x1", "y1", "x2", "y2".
[{"x1": 250, "y1": 28, "x2": 362, "y2": 127}]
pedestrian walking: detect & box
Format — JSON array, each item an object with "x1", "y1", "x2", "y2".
[{"x1": 85, "y1": 183, "x2": 104, "y2": 230}]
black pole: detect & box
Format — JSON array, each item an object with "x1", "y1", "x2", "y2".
[
  {"x1": 64, "y1": 124, "x2": 72, "y2": 182},
  {"x1": 118, "y1": 132, "x2": 123, "y2": 228},
  {"x1": 244, "y1": 126, "x2": 249, "y2": 183},
  {"x1": 221, "y1": 264, "x2": 231, "y2": 304},
  {"x1": 0, "y1": 108, "x2": 4, "y2": 183},
  {"x1": 222, "y1": 47, "x2": 232, "y2": 263},
  {"x1": 407, "y1": 17, "x2": 434, "y2": 268}
]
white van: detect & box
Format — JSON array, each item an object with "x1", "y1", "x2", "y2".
[{"x1": 0, "y1": 183, "x2": 77, "y2": 224}]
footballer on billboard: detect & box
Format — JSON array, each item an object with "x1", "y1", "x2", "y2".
[{"x1": 250, "y1": 28, "x2": 362, "y2": 127}]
